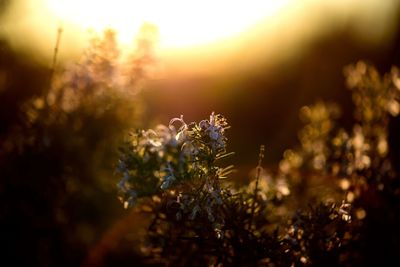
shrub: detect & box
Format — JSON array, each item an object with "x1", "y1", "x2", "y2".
[
  {"x1": 116, "y1": 61, "x2": 400, "y2": 266},
  {"x1": 0, "y1": 27, "x2": 156, "y2": 267}
]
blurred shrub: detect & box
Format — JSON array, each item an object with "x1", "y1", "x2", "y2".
[{"x1": 0, "y1": 25, "x2": 157, "y2": 267}]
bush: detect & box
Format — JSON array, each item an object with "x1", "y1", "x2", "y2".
[
  {"x1": 115, "y1": 61, "x2": 400, "y2": 266},
  {"x1": 0, "y1": 27, "x2": 156, "y2": 267}
]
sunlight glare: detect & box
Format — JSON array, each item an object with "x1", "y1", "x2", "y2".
[{"x1": 45, "y1": 0, "x2": 290, "y2": 48}]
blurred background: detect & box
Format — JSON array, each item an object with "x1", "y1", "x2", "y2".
[
  {"x1": 2, "y1": 0, "x2": 400, "y2": 165},
  {"x1": 1, "y1": 0, "x2": 400, "y2": 266}
]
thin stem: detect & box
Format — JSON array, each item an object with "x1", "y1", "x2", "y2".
[
  {"x1": 52, "y1": 27, "x2": 63, "y2": 72},
  {"x1": 45, "y1": 26, "x2": 63, "y2": 106},
  {"x1": 250, "y1": 145, "x2": 265, "y2": 228}
]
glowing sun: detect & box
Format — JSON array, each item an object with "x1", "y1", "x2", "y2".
[{"x1": 45, "y1": 0, "x2": 290, "y2": 48}]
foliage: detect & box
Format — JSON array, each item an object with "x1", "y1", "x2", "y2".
[
  {"x1": 0, "y1": 26, "x2": 157, "y2": 267},
  {"x1": 2, "y1": 23, "x2": 400, "y2": 266},
  {"x1": 116, "y1": 61, "x2": 400, "y2": 266}
]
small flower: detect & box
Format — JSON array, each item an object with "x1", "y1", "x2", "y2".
[
  {"x1": 170, "y1": 115, "x2": 188, "y2": 143},
  {"x1": 199, "y1": 112, "x2": 227, "y2": 152},
  {"x1": 338, "y1": 201, "x2": 352, "y2": 222},
  {"x1": 140, "y1": 129, "x2": 161, "y2": 147},
  {"x1": 124, "y1": 190, "x2": 137, "y2": 209},
  {"x1": 160, "y1": 175, "x2": 176, "y2": 190},
  {"x1": 181, "y1": 141, "x2": 200, "y2": 157},
  {"x1": 214, "y1": 226, "x2": 224, "y2": 239},
  {"x1": 160, "y1": 163, "x2": 176, "y2": 190},
  {"x1": 117, "y1": 172, "x2": 130, "y2": 192},
  {"x1": 155, "y1": 124, "x2": 178, "y2": 147}
]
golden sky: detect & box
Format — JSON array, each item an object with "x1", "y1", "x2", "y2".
[{"x1": 0, "y1": 0, "x2": 398, "y2": 75}]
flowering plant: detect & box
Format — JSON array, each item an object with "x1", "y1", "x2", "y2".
[
  {"x1": 116, "y1": 111, "x2": 353, "y2": 265},
  {"x1": 117, "y1": 113, "x2": 234, "y2": 231},
  {"x1": 115, "y1": 62, "x2": 400, "y2": 266}
]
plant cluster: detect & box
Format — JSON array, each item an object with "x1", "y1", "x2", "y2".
[
  {"x1": 0, "y1": 26, "x2": 157, "y2": 267},
  {"x1": 116, "y1": 61, "x2": 400, "y2": 266},
  {"x1": 2, "y1": 23, "x2": 400, "y2": 266}
]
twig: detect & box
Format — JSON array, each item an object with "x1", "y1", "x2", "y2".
[
  {"x1": 250, "y1": 145, "x2": 265, "y2": 227},
  {"x1": 52, "y1": 27, "x2": 63, "y2": 72},
  {"x1": 45, "y1": 26, "x2": 63, "y2": 105}
]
